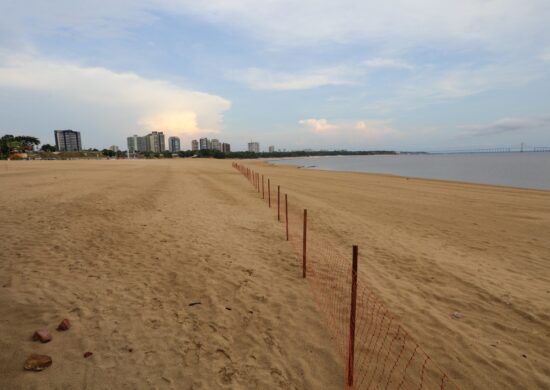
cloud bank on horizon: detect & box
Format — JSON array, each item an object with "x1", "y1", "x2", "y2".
[{"x1": 0, "y1": 0, "x2": 549, "y2": 150}]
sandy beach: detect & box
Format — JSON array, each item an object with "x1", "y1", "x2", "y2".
[
  {"x1": 1, "y1": 159, "x2": 549, "y2": 389},
  {"x1": 0, "y1": 160, "x2": 342, "y2": 389}
]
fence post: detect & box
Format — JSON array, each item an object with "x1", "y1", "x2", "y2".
[
  {"x1": 348, "y1": 245, "x2": 358, "y2": 387},
  {"x1": 285, "y1": 194, "x2": 289, "y2": 241},
  {"x1": 277, "y1": 185, "x2": 280, "y2": 221},
  {"x1": 268, "y1": 179, "x2": 271, "y2": 208},
  {"x1": 262, "y1": 175, "x2": 265, "y2": 199},
  {"x1": 303, "y1": 209, "x2": 307, "y2": 278},
  {"x1": 257, "y1": 173, "x2": 260, "y2": 193}
]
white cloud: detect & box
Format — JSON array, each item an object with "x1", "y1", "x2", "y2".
[
  {"x1": 298, "y1": 119, "x2": 339, "y2": 133},
  {"x1": 363, "y1": 58, "x2": 413, "y2": 70},
  {"x1": 228, "y1": 58, "x2": 416, "y2": 91},
  {"x1": 0, "y1": 54, "x2": 231, "y2": 143},
  {"x1": 376, "y1": 61, "x2": 543, "y2": 109},
  {"x1": 161, "y1": 0, "x2": 549, "y2": 52},
  {"x1": 299, "y1": 118, "x2": 402, "y2": 139},
  {"x1": 354, "y1": 120, "x2": 402, "y2": 138},
  {"x1": 226, "y1": 67, "x2": 354, "y2": 90},
  {"x1": 459, "y1": 115, "x2": 550, "y2": 137},
  {"x1": 3, "y1": 1, "x2": 548, "y2": 51}
]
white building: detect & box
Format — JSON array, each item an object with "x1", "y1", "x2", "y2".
[
  {"x1": 146, "y1": 131, "x2": 165, "y2": 153},
  {"x1": 127, "y1": 135, "x2": 146, "y2": 153},
  {"x1": 268, "y1": 145, "x2": 275, "y2": 153},
  {"x1": 211, "y1": 139, "x2": 221, "y2": 151},
  {"x1": 248, "y1": 142, "x2": 260, "y2": 153},
  {"x1": 109, "y1": 145, "x2": 119, "y2": 152}
]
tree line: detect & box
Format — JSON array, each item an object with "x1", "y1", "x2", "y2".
[
  {"x1": 178, "y1": 149, "x2": 397, "y2": 159},
  {"x1": 2, "y1": 134, "x2": 397, "y2": 160}
]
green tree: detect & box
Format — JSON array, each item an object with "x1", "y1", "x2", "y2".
[
  {"x1": 40, "y1": 144, "x2": 57, "y2": 152},
  {"x1": 102, "y1": 149, "x2": 116, "y2": 157},
  {"x1": 0, "y1": 135, "x2": 13, "y2": 158},
  {"x1": 14, "y1": 136, "x2": 40, "y2": 151},
  {"x1": 1, "y1": 135, "x2": 41, "y2": 158}
]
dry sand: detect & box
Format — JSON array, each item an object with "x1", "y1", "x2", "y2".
[
  {"x1": 246, "y1": 159, "x2": 550, "y2": 390},
  {"x1": 0, "y1": 160, "x2": 342, "y2": 389},
  {"x1": 1, "y1": 159, "x2": 549, "y2": 389}
]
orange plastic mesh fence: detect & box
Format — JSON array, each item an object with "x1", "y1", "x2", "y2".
[{"x1": 231, "y1": 163, "x2": 458, "y2": 390}]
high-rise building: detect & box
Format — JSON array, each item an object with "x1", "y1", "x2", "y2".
[
  {"x1": 109, "y1": 145, "x2": 119, "y2": 152},
  {"x1": 127, "y1": 136, "x2": 137, "y2": 153},
  {"x1": 146, "y1": 131, "x2": 165, "y2": 153},
  {"x1": 268, "y1": 146, "x2": 275, "y2": 153},
  {"x1": 54, "y1": 130, "x2": 82, "y2": 152},
  {"x1": 248, "y1": 142, "x2": 260, "y2": 153},
  {"x1": 127, "y1": 135, "x2": 146, "y2": 153},
  {"x1": 137, "y1": 137, "x2": 147, "y2": 152},
  {"x1": 168, "y1": 137, "x2": 181, "y2": 153},
  {"x1": 191, "y1": 140, "x2": 199, "y2": 151},
  {"x1": 211, "y1": 139, "x2": 221, "y2": 151},
  {"x1": 221, "y1": 143, "x2": 231, "y2": 153},
  {"x1": 199, "y1": 137, "x2": 209, "y2": 150}
]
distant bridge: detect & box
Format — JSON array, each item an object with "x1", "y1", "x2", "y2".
[{"x1": 426, "y1": 145, "x2": 550, "y2": 154}]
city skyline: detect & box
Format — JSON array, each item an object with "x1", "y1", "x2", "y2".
[{"x1": 1, "y1": 2, "x2": 549, "y2": 151}]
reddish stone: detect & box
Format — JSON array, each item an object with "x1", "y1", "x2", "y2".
[
  {"x1": 83, "y1": 352, "x2": 93, "y2": 358},
  {"x1": 33, "y1": 329, "x2": 52, "y2": 343},
  {"x1": 57, "y1": 318, "x2": 70, "y2": 331},
  {"x1": 24, "y1": 354, "x2": 52, "y2": 371}
]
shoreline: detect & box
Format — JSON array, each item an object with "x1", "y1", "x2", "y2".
[
  {"x1": 244, "y1": 157, "x2": 550, "y2": 389},
  {"x1": 264, "y1": 155, "x2": 550, "y2": 192},
  {"x1": 263, "y1": 159, "x2": 550, "y2": 194}
]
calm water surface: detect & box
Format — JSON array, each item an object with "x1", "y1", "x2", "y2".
[{"x1": 270, "y1": 153, "x2": 550, "y2": 190}]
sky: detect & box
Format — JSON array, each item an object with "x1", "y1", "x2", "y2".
[{"x1": 0, "y1": 0, "x2": 549, "y2": 152}]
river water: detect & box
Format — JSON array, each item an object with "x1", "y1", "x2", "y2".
[{"x1": 269, "y1": 153, "x2": 550, "y2": 190}]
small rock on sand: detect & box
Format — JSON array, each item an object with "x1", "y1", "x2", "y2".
[
  {"x1": 83, "y1": 352, "x2": 93, "y2": 358},
  {"x1": 24, "y1": 354, "x2": 52, "y2": 371},
  {"x1": 452, "y1": 311, "x2": 462, "y2": 320},
  {"x1": 33, "y1": 329, "x2": 52, "y2": 343},
  {"x1": 57, "y1": 318, "x2": 71, "y2": 331}
]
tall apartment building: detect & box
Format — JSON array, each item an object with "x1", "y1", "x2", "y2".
[
  {"x1": 54, "y1": 130, "x2": 82, "y2": 152},
  {"x1": 248, "y1": 142, "x2": 260, "y2": 153},
  {"x1": 199, "y1": 137, "x2": 210, "y2": 150},
  {"x1": 221, "y1": 143, "x2": 231, "y2": 153},
  {"x1": 211, "y1": 139, "x2": 221, "y2": 151},
  {"x1": 168, "y1": 137, "x2": 181, "y2": 153},
  {"x1": 191, "y1": 139, "x2": 199, "y2": 151},
  {"x1": 268, "y1": 146, "x2": 275, "y2": 153},
  {"x1": 127, "y1": 135, "x2": 147, "y2": 153},
  {"x1": 127, "y1": 135, "x2": 137, "y2": 153},
  {"x1": 146, "y1": 131, "x2": 165, "y2": 153}
]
